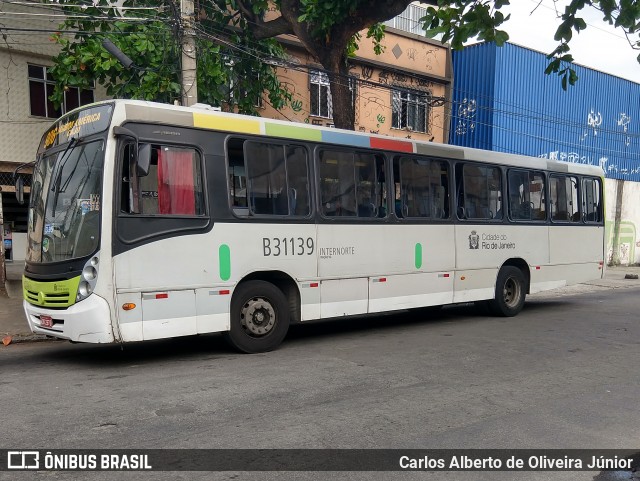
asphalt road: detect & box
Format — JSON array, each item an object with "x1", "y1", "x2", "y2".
[{"x1": 2, "y1": 286, "x2": 639, "y2": 481}]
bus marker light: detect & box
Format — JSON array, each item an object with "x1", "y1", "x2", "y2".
[
  {"x1": 439, "y1": 273, "x2": 450, "y2": 278},
  {"x1": 535, "y1": 266, "x2": 541, "y2": 270},
  {"x1": 122, "y1": 303, "x2": 136, "y2": 311},
  {"x1": 209, "y1": 290, "x2": 231, "y2": 295},
  {"x1": 309, "y1": 282, "x2": 319, "y2": 288},
  {"x1": 460, "y1": 276, "x2": 466, "y2": 281},
  {"x1": 155, "y1": 293, "x2": 168, "y2": 299},
  {"x1": 373, "y1": 277, "x2": 387, "y2": 283}
]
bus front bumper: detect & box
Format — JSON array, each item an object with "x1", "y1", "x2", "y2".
[{"x1": 23, "y1": 294, "x2": 115, "y2": 343}]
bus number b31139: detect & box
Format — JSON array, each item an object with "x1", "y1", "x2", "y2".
[{"x1": 263, "y1": 237, "x2": 314, "y2": 257}]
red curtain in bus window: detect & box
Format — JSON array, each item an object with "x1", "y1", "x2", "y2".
[{"x1": 157, "y1": 148, "x2": 196, "y2": 215}]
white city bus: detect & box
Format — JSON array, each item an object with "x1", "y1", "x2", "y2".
[{"x1": 17, "y1": 100, "x2": 605, "y2": 352}]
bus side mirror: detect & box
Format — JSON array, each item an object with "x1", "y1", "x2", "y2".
[
  {"x1": 15, "y1": 176, "x2": 24, "y2": 205},
  {"x1": 137, "y1": 144, "x2": 151, "y2": 177}
]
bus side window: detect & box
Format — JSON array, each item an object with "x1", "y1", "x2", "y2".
[
  {"x1": 227, "y1": 139, "x2": 248, "y2": 216},
  {"x1": 508, "y1": 170, "x2": 545, "y2": 221},
  {"x1": 583, "y1": 177, "x2": 602, "y2": 223},
  {"x1": 121, "y1": 142, "x2": 204, "y2": 216},
  {"x1": 120, "y1": 142, "x2": 135, "y2": 213},
  {"x1": 395, "y1": 156, "x2": 449, "y2": 220},
  {"x1": 286, "y1": 146, "x2": 311, "y2": 216},
  {"x1": 459, "y1": 164, "x2": 502, "y2": 220},
  {"x1": 530, "y1": 172, "x2": 546, "y2": 220},
  {"x1": 550, "y1": 175, "x2": 579, "y2": 222},
  {"x1": 319, "y1": 150, "x2": 357, "y2": 217},
  {"x1": 355, "y1": 153, "x2": 379, "y2": 218},
  {"x1": 239, "y1": 141, "x2": 310, "y2": 217}
]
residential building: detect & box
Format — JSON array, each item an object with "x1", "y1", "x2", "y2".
[{"x1": 261, "y1": 26, "x2": 452, "y2": 142}]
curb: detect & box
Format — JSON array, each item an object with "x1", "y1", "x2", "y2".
[{"x1": 2, "y1": 333, "x2": 60, "y2": 345}]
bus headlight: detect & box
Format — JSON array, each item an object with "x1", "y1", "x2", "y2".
[
  {"x1": 78, "y1": 281, "x2": 93, "y2": 298},
  {"x1": 76, "y1": 253, "x2": 99, "y2": 302},
  {"x1": 83, "y1": 266, "x2": 97, "y2": 281}
]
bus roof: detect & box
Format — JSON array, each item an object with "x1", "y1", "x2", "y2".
[{"x1": 105, "y1": 99, "x2": 604, "y2": 177}]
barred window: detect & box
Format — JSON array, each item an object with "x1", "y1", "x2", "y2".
[
  {"x1": 310, "y1": 70, "x2": 332, "y2": 119},
  {"x1": 392, "y1": 90, "x2": 429, "y2": 133},
  {"x1": 28, "y1": 64, "x2": 94, "y2": 118}
]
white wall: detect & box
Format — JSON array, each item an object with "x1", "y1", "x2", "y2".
[{"x1": 605, "y1": 179, "x2": 640, "y2": 265}]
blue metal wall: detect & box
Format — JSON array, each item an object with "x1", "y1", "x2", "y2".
[{"x1": 450, "y1": 42, "x2": 640, "y2": 181}]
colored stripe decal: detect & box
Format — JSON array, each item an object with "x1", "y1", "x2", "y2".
[
  {"x1": 193, "y1": 113, "x2": 261, "y2": 134},
  {"x1": 219, "y1": 244, "x2": 231, "y2": 281},
  {"x1": 322, "y1": 130, "x2": 370, "y2": 148},
  {"x1": 370, "y1": 137, "x2": 413, "y2": 152},
  {"x1": 265, "y1": 123, "x2": 323, "y2": 142},
  {"x1": 415, "y1": 243, "x2": 422, "y2": 269}
]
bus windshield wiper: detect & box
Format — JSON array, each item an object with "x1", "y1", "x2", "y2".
[{"x1": 50, "y1": 137, "x2": 78, "y2": 217}]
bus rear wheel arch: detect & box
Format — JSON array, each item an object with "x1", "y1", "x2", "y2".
[
  {"x1": 488, "y1": 265, "x2": 527, "y2": 317},
  {"x1": 224, "y1": 280, "x2": 290, "y2": 353}
]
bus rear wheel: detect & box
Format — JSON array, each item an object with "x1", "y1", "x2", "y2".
[
  {"x1": 488, "y1": 266, "x2": 526, "y2": 317},
  {"x1": 224, "y1": 280, "x2": 290, "y2": 353}
]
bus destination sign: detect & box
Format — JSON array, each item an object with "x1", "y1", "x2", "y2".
[{"x1": 39, "y1": 104, "x2": 113, "y2": 153}]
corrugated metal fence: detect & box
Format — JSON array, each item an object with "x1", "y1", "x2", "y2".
[{"x1": 450, "y1": 42, "x2": 640, "y2": 181}]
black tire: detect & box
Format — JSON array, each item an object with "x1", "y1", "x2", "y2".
[
  {"x1": 487, "y1": 266, "x2": 526, "y2": 317},
  {"x1": 223, "y1": 280, "x2": 290, "y2": 353}
]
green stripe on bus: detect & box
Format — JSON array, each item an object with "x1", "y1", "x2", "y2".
[
  {"x1": 264, "y1": 123, "x2": 323, "y2": 142},
  {"x1": 415, "y1": 243, "x2": 422, "y2": 269},
  {"x1": 219, "y1": 244, "x2": 231, "y2": 281}
]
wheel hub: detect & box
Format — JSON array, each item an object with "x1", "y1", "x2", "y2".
[
  {"x1": 241, "y1": 297, "x2": 276, "y2": 336},
  {"x1": 503, "y1": 277, "x2": 520, "y2": 307}
]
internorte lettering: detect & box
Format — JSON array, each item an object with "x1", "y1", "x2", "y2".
[{"x1": 319, "y1": 246, "x2": 355, "y2": 259}]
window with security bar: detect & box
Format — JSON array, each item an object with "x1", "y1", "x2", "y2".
[
  {"x1": 391, "y1": 90, "x2": 430, "y2": 133},
  {"x1": 28, "y1": 64, "x2": 94, "y2": 119},
  {"x1": 309, "y1": 70, "x2": 356, "y2": 120},
  {"x1": 310, "y1": 70, "x2": 332, "y2": 119}
]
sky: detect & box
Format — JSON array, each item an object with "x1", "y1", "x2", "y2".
[{"x1": 501, "y1": 0, "x2": 640, "y2": 84}]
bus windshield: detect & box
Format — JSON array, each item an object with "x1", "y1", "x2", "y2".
[{"x1": 27, "y1": 140, "x2": 105, "y2": 263}]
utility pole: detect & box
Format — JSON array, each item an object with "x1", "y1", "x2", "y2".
[{"x1": 181, "y1": 0, "x2": 197, "y2": 106}]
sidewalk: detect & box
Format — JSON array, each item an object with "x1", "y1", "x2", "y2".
[
  {"x1": 1, "y1": 261, "x2": 37, "y2": 342},
  {"x1": 1, "y1": 263, "x2": 639, "y2": 343}
]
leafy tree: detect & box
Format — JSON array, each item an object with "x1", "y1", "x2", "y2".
[
  {"x1": 420, "y1": 0, "x2": 640, "y2": 89},
  {"x1": 50, "y1": 0, "x2": 416, "y2": 129},
  {"x1": 235, "y1": 0, "x2": 414, "y2": 128},
  {"x1": 50, "y1": 1, "x2": 291, "y2": 115}
]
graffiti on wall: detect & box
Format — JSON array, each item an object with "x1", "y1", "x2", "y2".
[
  {"x1": 586, "y1": 109, "x2": 603, "y2": 137},
  {"x1": 454, "y1": 98, "x2": 477, "y2": 136},
  {"x1": 539, "y1": 148, "x2": 640, "y2": 177},
  {"x1": 606, "y1": 220, "x2": 638, "y2": 265},
  {"x1": 617, "y1": 113, "x2": 632, "y2": 147}
]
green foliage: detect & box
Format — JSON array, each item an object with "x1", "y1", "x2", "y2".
[
  {"x1": 422, "y1": 1, "x2": 511, "y2": 49},
  {"x1": 298, "y1": 0, "x2": 362, "y2": 37},
  {"x1": 50, "y1": 0, "x2": 290, "y2": 115},
  {"x1": 421, "y1": 0, "x2": 640, "y2": 88}
]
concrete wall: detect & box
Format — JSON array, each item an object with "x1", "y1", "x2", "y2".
[{"x1": 605, "y1": 179, "x2": 640, "y2": 265}]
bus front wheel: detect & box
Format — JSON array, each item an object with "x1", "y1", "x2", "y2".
[
  {"x1": 224, "y1": 280, "x2": 290, "y2": 353},
  {"x1": 488, "y1": 266, "x2": 526, "y2": 317}
]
